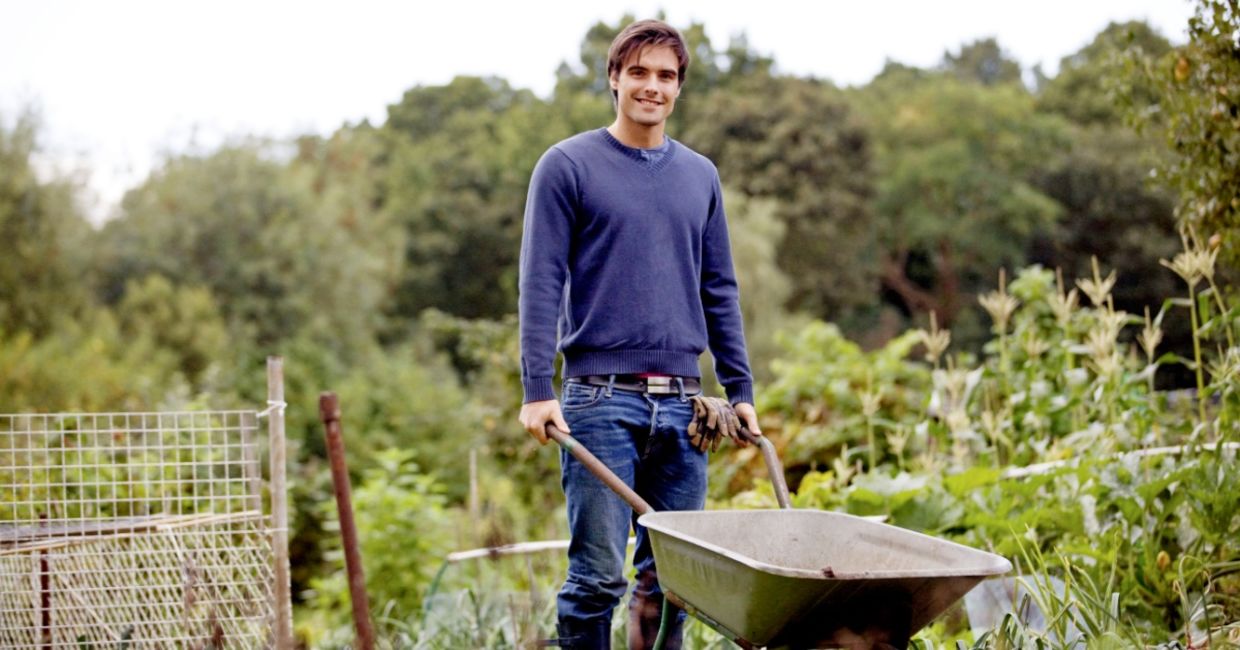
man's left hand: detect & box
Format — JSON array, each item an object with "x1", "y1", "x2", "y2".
[
  {"x1": 686, "y1": 398, "x2": 763, "y2": 451},
  {"x1": 734, "y1": 402, "x2": 761, "y2": 436}
]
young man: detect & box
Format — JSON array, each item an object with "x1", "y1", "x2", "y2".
[{"x1": 518, "y1": 19, "x2": 760, "y2": 650}]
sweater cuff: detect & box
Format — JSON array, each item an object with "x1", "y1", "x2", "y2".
[
  {"x1": 523, "y1": 377, "x2": 557, "y2": 404},
  {"x1": 726, "y1": 381, "x2": 754, "y2": 406}
]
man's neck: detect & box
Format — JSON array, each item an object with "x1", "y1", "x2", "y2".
[{"x1": 607, "y1": 119, "x2": 666, "y2": 149}]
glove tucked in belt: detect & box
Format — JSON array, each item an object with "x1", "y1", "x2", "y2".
[{"x1": 687, "y1": 395, "x2": 745, "y2": 452}]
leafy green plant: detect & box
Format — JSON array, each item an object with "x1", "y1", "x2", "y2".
[
  {"x1": 299, "y1": 449, "x2": 455, "y2": 645},
  {"x1": 714, "y1": 247, "x2": 1238, "y2": 645}
]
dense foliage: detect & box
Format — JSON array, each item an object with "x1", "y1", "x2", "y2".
[
  {"x1": 726, "y1": 260, "x2": 1239, "y2": 646},
  {"x1": 1125, "y1": 0, "x2": 1240, "y2": 273},
  {"x1": 2, "y1": 5, "x2": 1238, "y2": 647}
]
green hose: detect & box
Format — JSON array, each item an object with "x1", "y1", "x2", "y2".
[{"x1": 651, "y1": 596, "x2": 675, "y2": 650}]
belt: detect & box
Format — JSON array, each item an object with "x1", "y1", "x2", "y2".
[{"x1": 569, "y1": 374, "x2": 701, "y2": 395}]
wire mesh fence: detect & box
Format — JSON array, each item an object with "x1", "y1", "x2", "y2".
[{"x1": 0, "y1": 410, "x2": 281, "y2": 648}]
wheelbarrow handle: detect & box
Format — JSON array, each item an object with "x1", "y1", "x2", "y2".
[
  {"x1": 546, "y1": 423, "x2": 792, "y2": 512},
  {"x1": 738, "y1": 428, "x2": 792, "y2": 510},
  {"x1": 545, "y1": 424, "x2": 654, "y2": 515}
]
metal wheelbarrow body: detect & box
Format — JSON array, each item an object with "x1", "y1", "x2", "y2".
[
  {"x1": 546, "y1": 424, "x2": 1011, "y2": 649},
  {"x1": 640, "y1": 509, "x2": 1010, "y2": 647}
]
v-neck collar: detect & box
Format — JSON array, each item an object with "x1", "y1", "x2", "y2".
[{"x1": 600, "y1": 128, "x2": 677, "y2": 174}]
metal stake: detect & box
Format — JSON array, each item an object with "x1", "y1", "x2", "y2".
[
  {"x1": 319, "y1": 392, "x2": 375, "y2": 650},
  {"x1": 40, "y1": 512, "x2": 50, "y2": 650}
]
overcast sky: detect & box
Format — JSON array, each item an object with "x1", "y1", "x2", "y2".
[{"x1": 1, "y1": 0, "x2": 1194, "y2": 220}]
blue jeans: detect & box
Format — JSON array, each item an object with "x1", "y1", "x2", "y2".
[{"x1": 556, "y1": 379, "x2": 706, "y2": 650}]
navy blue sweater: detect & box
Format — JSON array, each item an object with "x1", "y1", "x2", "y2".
[{"x1": 519, "y1": 128, "x2": 753, "y2": 405}]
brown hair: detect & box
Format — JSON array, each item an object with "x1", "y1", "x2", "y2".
[{"x1": 607, "y1": 19, "x2": 690, "y2": 100}]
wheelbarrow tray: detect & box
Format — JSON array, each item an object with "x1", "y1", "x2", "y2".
[{"x1": 639, "y1": 509, "x2": 1011, "y2": 647}]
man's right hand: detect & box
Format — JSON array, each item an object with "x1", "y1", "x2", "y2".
[{"x1": 519, "y1": 399, "x2": 569, "y2": 445}]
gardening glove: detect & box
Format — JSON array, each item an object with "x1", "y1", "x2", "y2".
[{"x1": 687, "y1": 395, "x2": 743, "y2": 452}]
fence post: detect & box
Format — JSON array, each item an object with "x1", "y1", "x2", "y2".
[
  {"x1": 268, "y1": 356, "x2": 293, "y2": 649},
  {"x1": 319, "y1": 392, "x2": 375, "y2": 650}
]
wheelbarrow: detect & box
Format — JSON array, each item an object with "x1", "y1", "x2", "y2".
[{"x1": 546, "y1": 424, "x2": 1011, "y2": 649}]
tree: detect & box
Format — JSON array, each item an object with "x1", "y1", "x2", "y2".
[
  {"x1": 387, "y1": 76, "x2": 530, "y2": 142},
  {"x1": 99, "y1": 145, "x2": 298, "y2": 343},
  {"x1": 682, "y1": 76, "x2": 877, "y2": 321},
  {"x1": 380, "y1": 77, "x2": 586, "y2": 321},
  {"x1": 1126, "y1": 0, "x2": 1240, "y2": 270},
  {"x1": 942, "y1": 38, "x2": 1023, "y2": 86},
  {"x1": 283, "y1": 126, "x2": 404, "y2": 351},
  {"x1": 857, "y1": 75, "x2": 1067, "y2": 330},
  {"x1": 99, "y1": 131, "x2": 401, "y2": 353},
  {"x1": 1030, "y1": 21, "x2": 1182, "y2": 347},
  {"x1": 0, "y1": 111, "x2": 90, "y2": 337},
  {"x1": 554, "y1": 16, "x2": 632, "y2": 98},
  {"x1": 115, "y1": 274, "x2": 229, "y2": 387},
  {"x1": 0, "y1": 310, "x2": 186, "y2": 413},
  {"x1": 1030, "y1": 128, "x2": 1180, "y2": 309},
  {"x1": 1037, "y1": 21, "x2": 1173, "y2": 125},
  {"x1": 721, "y1": 189, "x2": 803, "y2": 383}
]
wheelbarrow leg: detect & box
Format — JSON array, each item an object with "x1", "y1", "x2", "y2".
[{"x1": 656, "y1": 591, "x2": 755, "y2": 650}]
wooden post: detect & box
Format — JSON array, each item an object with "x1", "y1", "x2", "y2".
[
  {"x1": 267, "y1": 356, "x2": 293, "y2": 649},
  {"x1": 319, "y1": 392, "x2": 375, "y2": 650}
]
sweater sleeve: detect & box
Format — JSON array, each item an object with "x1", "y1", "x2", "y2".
[
  {"x1": 700, "y1": 174, "x2": 755, "y2": 405},
  {"x1": 518, "y1": 148, "x2": 576, "y2": 403}
]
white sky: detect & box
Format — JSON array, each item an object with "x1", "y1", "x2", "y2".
[{"x1": 1, "y1": 0, "x2": 1194, "y2": 221}]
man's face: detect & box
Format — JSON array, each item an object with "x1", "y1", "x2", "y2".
[{"x1": 610, "y1": 45, "x2": 681, "y2": 130}]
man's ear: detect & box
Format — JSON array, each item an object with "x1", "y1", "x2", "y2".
[{"x1": 609, "y1": 72, "x2": 619, "y2": 92}]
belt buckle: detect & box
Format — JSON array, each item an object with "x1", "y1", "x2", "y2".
[{"x1": 645, "y1": 376, "x2": 674, "y2": 394}]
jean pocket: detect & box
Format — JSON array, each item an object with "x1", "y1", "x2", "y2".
[{"x1": 561, "y1": 382, "x2": 604, "y2": 410}]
